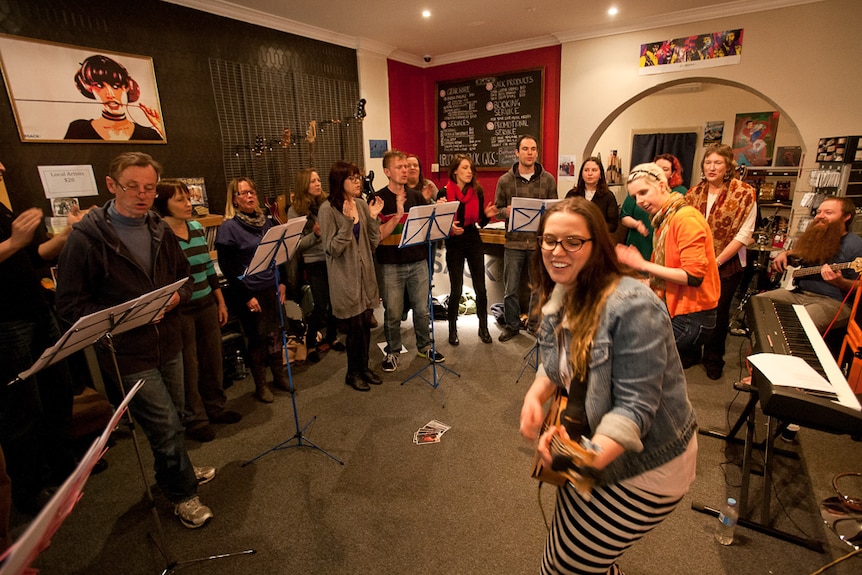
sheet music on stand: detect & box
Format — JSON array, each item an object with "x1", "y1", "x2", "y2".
[
  {"x1": 507, "y1": 197, "x2": 562, "y2": 233},
  {"x1": 16, "y1": 278, "x2": 188, "y2": 382},
  {"x1": 398, "y1": 202, "x2": 459, "y2": 248},
  {"x1": 242, "y1": 218, "x2": 306, "y2": 279},
  {"x1": 0, "y1": 380, "x2": 144, "y2": 575}
]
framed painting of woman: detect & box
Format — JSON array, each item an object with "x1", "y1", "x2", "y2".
[{"x1": 0, "y1": 34, "x2": 166, "y2": 143}]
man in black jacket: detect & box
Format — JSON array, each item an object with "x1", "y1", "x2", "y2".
[{"x1": 55, "y1": 152, "x2": 215, "y2": 528}]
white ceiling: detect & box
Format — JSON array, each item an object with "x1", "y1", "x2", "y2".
[{"x1": 166, "y1": 0, "x2": 821, "y2": 65}]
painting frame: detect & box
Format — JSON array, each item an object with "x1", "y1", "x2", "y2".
[
  {"x1": 731, "y1": 111, "x2": 779, "y2": 167},
  {"x1": 775, "y1": 146, "x2": 802, "y2": 168},
  {"x1": 0, "y1": 34, "x2": 166, "y2": 143}
]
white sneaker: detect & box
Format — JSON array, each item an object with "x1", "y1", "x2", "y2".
[
  {"x1": 381, "y1": 353, "x2": 399, "y2": 372},
  {"x1": 194, "y1": 465, "x2": 216, "y2": 485},
  {"x1": 174, "y1": 495, "x2": 213, "y2": 529}
]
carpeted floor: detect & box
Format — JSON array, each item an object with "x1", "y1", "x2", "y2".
[{"x1": 13, "y1": 312, "x2": 862, "y2": 574}]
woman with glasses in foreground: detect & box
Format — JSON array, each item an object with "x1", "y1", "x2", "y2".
[
  {"x1": 216, "y1": 178, "x2": 290, "y2": 403},
  {"x1": 520, "y1": 197, "x2": 697, "y2": 575},
  {"x1": 616, "y1": 163, "x2": 719, "y2": 359}
]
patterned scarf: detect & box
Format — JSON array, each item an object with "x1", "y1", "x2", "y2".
[
  {"x1": 234, "y1": 210, "x2": 266, "y2": 229},
  {"x1": 650, "y1": 192, "x2": 688, "y2": 297},
  {"x1": 685, "y1": 177, "x2": 756, "y2": 256}
]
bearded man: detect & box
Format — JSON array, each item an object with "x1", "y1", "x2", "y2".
[{"x1": 753, "y1": 196, "x2": 862, "y2": 331}]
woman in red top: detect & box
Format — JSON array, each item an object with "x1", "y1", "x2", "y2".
[{"x1": 438, "y1": 155, "x2": 497, "y2": 345}]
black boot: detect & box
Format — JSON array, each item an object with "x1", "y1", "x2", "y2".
[
  {"x1": 478, "y1": 316, "x2": 492, "y2": 344},
  {"x1": 448, "y1": 320, "x2": 459, "y2": 346}
]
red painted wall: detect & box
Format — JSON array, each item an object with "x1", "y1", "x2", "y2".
[{"x1": 388, "y1": 45, "x2": 562, "y2": 196}]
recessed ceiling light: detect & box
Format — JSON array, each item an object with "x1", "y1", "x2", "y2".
[
  {"x1": 608, "y1": 7, "x2": 618, "y2": 16},
  {"x1": 422, "y1": 10, "x2": 431, "y2": 18}
]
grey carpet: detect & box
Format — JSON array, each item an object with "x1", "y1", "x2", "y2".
[{"x1": 16, "y1": 314, "x2": 862, "y2": 574}]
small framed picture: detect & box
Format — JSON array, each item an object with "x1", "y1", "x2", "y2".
[
  {"x1": 51, "y1": 197, "x2": 80, "y2": 217},
  {"x1": 775, "y1": 146, "x2": 802, "y2": 167}
]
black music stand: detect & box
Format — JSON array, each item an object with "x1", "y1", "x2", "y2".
[
  {"x1": 507, "y1": 197, "x2": 561, "y2": 383},
  {"x1": 10, "y1": 280, "x2": 255, "y2": 573},
  {"x1": 398, "y1": 202, "x2": 461, "y2": 399},
  {"x1": 241, "y1": 219, "x2": 343, "y2": 466}
]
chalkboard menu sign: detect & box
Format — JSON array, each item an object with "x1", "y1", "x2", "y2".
[{"x1": 436, "y1": 68, "x2": 543, "y2": 170}]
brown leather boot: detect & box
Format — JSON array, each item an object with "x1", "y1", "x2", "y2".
[
  {"x1": 269, "y1": 352, "x2": 292, "y2": 392},
  {"x1": 250, "y1": 347, "x2": 274, "y2": 403}
]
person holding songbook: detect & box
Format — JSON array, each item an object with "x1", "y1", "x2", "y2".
[
  {"x1": 437, "y1": 154, "x2": 497, "y2": 345},
  {"x1": 215, "y1": 177, "x2": 290, "y2": 403},
  {"x1": 519, "y1": 197, "x2": 697, "y2": 575},
  {"x1": 318, "y1": 161, "x2": 384, "y2": 392}
]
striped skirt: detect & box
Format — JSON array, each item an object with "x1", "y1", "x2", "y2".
[{"x1": 541, "y1": 481, "x2": 683, "y2": 575}]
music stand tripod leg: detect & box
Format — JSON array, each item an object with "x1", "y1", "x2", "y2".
[
  {"x1": 516, "y1": 339, "x2": 539, "y2": 384},
  {"x1": 102, "y1": 334, "x2": 256, "y2": 571},
  {"x1": 243, "y1": 253, "x2": 344, "y2": 466},
  {"x1": 400, "y1": 231, "x2": 460, "y2": 400}
]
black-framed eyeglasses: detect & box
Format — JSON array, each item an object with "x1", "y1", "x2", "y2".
[
  {"x1": 233, "y1": 189, "x2": 257, "y2": 197},
  {"x1": 626, "y1": 169, "x2": 661, "y2": 183},
  {"x1": 538, "y1": 235, "x2": 592, "y2": 253}
]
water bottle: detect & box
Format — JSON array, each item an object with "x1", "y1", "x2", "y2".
[
  {"x1": 715, "y1": 497, "x2": 738, "y2": 545},
  {"x1": 234, "y1": 349, "x2": 248, "y2": 379}
]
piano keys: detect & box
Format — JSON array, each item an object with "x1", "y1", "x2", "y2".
[{"x1": 746, "y1": 297, "x2": 862, "y2": 437}]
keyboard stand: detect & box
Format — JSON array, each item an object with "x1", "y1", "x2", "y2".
[{"x1": 694, "y1": 382, "x2": 823, "y2": 552}]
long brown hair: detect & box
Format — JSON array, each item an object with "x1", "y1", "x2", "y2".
[
  {"x1": 573, "y1": 156, "x2": 611, "y2": 196},
  {"x1": 446, "y1": 154, "x2": 483, "y2": 195},
  {"x1": 531, "y1": 197, "x2": 624, "y2": 381},
  {"x1": 291, "y1": 168, "x2": 325, "y2": 216}
]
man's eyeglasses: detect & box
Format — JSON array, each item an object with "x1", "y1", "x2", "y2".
[
  {"x1": 233, "y1": 189, "x2": 257, "y2": 197},
  {"x1": 538, "y1": 235, "x2": 592, "y2": 253},
  {"x1": 626, "y1": 169, "x2": 661, "y2": 183},
  {"x1": 116, "y1": 181, "x2": 157, "y2": 196}
]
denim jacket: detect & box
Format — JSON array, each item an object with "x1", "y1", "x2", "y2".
[{"x1": 537, "y1": 276, "x2": 697, "y2": 485}]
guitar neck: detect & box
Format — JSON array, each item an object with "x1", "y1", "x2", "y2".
[{"x1": 793, "y1": 262, "x2": 851, "y2": 279}]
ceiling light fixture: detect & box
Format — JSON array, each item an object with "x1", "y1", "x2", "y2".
[
  {"x1": 422, "y1": 10, "x2": 431, "y2": 18},
  {"x1": 608, "y1": 7, "x2": 618, "y2": 16}
]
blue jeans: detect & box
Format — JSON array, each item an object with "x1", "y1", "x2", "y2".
[
  {"x1": 379, "y1": 260, "x2": 431, "y2": 354},
  {"x1": 119, "y1": 352, "x2": 197, "y2": 504},
  {"x1": 672, "y1": 308, "x2": 717, "y2": 360},
  {"x1": 503, "y1": 247, "x2": 533, "y2": 331}
]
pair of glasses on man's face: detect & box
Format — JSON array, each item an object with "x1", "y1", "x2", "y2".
[{"x1": 538, "y1": 235, "x2": 592, "y2": 253}]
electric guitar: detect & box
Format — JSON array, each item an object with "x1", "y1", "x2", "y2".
[
  {"x1": 778, "y1": 257, "x2": 862, "y2": 290},
  {"x1": 529, "y1": 388, "x2": 598, "y2": 498}
]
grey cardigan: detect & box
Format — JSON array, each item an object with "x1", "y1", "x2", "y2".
[{"x1": 318, "y1": 198, "x2": 380, "y2": 319}]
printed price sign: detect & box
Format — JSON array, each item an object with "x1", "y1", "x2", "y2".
[{"x1": 37, "y1": 165, "x2": 99, "y2": 198}]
